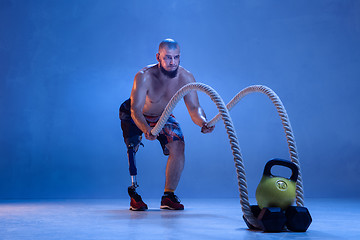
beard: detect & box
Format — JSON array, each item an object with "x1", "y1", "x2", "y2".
[{"x1": 159, "y1": 63, "x2": 179, "y2": 78}]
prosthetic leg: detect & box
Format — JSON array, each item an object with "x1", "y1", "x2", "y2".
[
  {"x1": 127, "y1": 143, "x2": 139, "y2": 188},
  {"x1": 126, "y1": 140, "x2": 147, "y2": 211}
]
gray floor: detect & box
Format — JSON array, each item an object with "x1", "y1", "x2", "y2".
[{"x1": 0, "y1": 198, "x2": 359, "y2": 240}]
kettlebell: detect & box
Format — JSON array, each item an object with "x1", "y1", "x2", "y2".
[{"x1": 256, "y1": 159, "x2": 298, "y2": 210}]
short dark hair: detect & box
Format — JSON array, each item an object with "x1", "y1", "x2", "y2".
[{"x1": 159, "y1": 39, "x2": 179, "y2": 51}]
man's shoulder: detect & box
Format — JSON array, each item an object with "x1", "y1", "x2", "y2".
[
  {"x1": 178, "y1": 66, "x2": 195, "y2": 83},
  {"x1": 135, "y1": 64, "x2": 157, "y2": 80},
  {"x1": 138, "y1": 64, "x2": 157, "y2": 74}
]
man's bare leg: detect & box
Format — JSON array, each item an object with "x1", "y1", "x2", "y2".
[
  {"x1": 160, "y1": 140, "x2": 185, "y2": 210},
  {"x1": 164, "y1": 140, "x2": 185, "y2": 191}
]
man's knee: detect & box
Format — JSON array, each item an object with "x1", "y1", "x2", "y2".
[{"x1": 167, "y1": 141, "x2": 185, "y2": 155}]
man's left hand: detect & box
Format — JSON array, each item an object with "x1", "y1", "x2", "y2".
[{"x1": 201, "y1": 122, "x2": 215, "y2": 134}]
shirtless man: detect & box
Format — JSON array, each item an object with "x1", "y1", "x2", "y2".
[{"x1": 119, "y1": 39, "x2": 214, "y2": 211}]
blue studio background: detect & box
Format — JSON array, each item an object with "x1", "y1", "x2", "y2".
[{"x1": 1, "y1": 0, "x2": 359, "y2": 199}]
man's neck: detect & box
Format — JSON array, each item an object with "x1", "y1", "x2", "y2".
[{"x1": 158, "y1": 64, "x2": 178, "y2": 79}]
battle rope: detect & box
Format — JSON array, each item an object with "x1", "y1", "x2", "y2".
[
  {"x1": 207, "y1": 85, "x2": 304, "y2": 207},
  {"x1": 151, "y1": 83, "x2": 304, "y2": 228}
]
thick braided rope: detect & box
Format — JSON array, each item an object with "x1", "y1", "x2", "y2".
[
  {"x1": 151, "y1": 83, "x2": 259, "y2": 228},
  {"x1": 208, "y1": 85, "x2": 304, "y2": 207}
]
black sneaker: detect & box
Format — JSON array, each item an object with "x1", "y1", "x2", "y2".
[
  {"x1": 128, "y1": 186, "x2": 148, "y2": 211},
  {"x1": 160, "y1": 192, "x2": 184, "y2": 210}
]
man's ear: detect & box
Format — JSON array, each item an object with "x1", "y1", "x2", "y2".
[{"x1": 156, "y1": 53, "x2": 160, "y2": 62}]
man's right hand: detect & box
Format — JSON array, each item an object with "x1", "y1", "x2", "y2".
[{"x1": 145, "y1": 129, "x2": 157, "y2": 140}]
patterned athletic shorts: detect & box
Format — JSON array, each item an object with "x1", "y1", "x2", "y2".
[{"x1": 119, "y1": 99, "x2": 184, "y2": 156}]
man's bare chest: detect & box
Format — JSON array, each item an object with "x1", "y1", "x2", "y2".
[{"x1": 146, "y1": 81, "x2": 182, "y2": 104}]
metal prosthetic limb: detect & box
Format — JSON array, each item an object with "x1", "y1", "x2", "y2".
[
  {"x1": 127, "y1": 143, "x2": 140, "y2": 189},
  {"x1": 126, "y1": 142, "x2": 148, "y2": 212}
]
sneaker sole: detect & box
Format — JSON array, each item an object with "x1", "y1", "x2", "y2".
[
  {"x1": 130, "y1": 206, "x2": 148, "y2": 211},
  {"x1": 160, "y1": 205, "x2": 184, "y2": 210}
]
